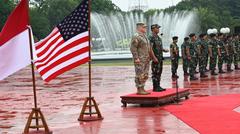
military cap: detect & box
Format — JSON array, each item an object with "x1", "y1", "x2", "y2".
[
  {"x1": 184, "y1": 37, "x2": 190, "y2": 41},
  {"x1": 151, "y1": 24, "x2": 161, "y2": 29},
  {"x1": 189, "y1": 33, "x2": 196, "y2": 37},
  {"x1": 233, "y1": 33, "x2": 238, "y2": 37},
  {"x1": 136, "y1": 22, "x2": 147, "y2": 27},
  {"x1": 172, "y1": 36, "x2": 178, "y2": 40},
  {"x1": 218, "y1": 33, "x2": 223, "y2": 36},
  {"x1": 210, "y1": 33, "x2": 216, "y2": 37},
  {"x1": 199, "y1": 33, "x2": 207, "y2": 38}
]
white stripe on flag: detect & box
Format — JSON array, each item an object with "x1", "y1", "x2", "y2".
[
  {"x1": 36, "y1": 32, "x2": 61, "y2": 53},
  {"x1": 41, "y1": 51, "x2": 89, "y2": 80},
  {"x1": 36, "y1": 41, "x2": 89, "y2": 71}
]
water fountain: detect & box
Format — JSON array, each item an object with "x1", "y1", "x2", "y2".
[{"x1": 91, "y1": 11, "x2": 200, "y2": 60}]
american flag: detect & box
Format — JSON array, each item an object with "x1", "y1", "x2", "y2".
[{"x1": 34, "y1": 0, "x2": 89, "y2": 82}]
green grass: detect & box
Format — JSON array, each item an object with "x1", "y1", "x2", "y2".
[{"x1": 89, "y1": 58, "x2": 183, "y2": 66}]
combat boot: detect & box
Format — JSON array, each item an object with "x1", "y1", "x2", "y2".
[
  {"x1": 211, "y1": 70, "x2": 218, "y2": 75},
  {"x1": 172, "y1": 74, "x2": 179, "y2": 79},
  {"x1": 153, "y1": 86, "x2": 166, "y2": 92},
  {"x1": 227, "y1": 66, "x2": 233, "y2": 72},
  {"x1": 190, "y1": 77, "x2": 198, "y2": 81},
  {"x1": 235, "y1": 65, "x2": 240, "y2": 70},
  {"x1": 219, "y1": 70, "x2": 226, "y2": 74},
  {"x1": 184, "y1": 72, "x2": 189, "y2": 76},
  {"x1": 137, "y1": 87, "x2": 150, "y2": 95},
  {"x1": 200, "y1": 73, "x2": 208, "y2": 78}
]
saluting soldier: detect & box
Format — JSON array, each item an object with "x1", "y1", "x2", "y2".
[
  {"x1": 186, "y1": 33, "x2": 198, "y2": 80},
  {"x1": 208, "y1": 33, "x2": 218, "y2": 75},
  {"x1": 217, "y1": 33, "x2": 228, "y2": 73},
  {"x1": 130, "y1": 22, "x2": 158, "y2": 95},
  {"x1": 181, "y1": 37, "x2": 190, "y2": 76},
  {"x1": 149, "y1": 24, "x2": 169, "y2": 92},
  {"x1": 170, "y1": 36, "x2": 179, "y2": 78}
]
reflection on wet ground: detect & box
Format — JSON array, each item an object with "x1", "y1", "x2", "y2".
[{"x1": 0, "y1": 65, "x2": 240, "y2": 133}]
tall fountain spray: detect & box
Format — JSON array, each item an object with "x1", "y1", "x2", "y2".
[{"x1": 91, "y1": 11, "x2": 200, "y2": 60}]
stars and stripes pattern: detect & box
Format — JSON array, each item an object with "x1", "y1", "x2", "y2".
[{"x1": 34, "y1": 0, "x2": 89, "y2": 82}]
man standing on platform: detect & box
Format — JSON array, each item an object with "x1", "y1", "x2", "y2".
[
  {"x1": 149, "y1": 24, "x2": 169, "y2": 92},
  {"x1": 130, "y1": 22, "x2": 158, "y2": 95},
  {"x1": 170, "y1": 36, "x2": 179, "y2": 78},
  {"x1": 187, "y1": 33, "x2": 198, "y2": 80},
  {"x1": 181, "y1": 37, "x2": 190, "y2": 76}
]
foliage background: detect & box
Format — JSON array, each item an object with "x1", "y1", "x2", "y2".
[{"x1": 0, "y1": 0, "x2": 240, "y2": 40}]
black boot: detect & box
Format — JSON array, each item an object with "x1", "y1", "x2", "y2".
[
  {"x1": 184, "y1": 72, "x2": 189, "y2": 76},
  {"x1": 211, "y1": 70, "x2": 218, "y2": 75},
  {"x1": 227, "y1": 65, "x2": 233, "y2": 72},
  {"x1": 219, "y1": 69, "x2": 226, "y2": 74},
  {"x1": 235, "y1": 65, "x2": 240, "y2": 70},
  {"x1": 200, "y1": 73, "x2": 208, "y2": 78}
]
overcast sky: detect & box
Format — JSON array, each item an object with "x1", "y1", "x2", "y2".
[{"x1": 111, "y1": 0, "x2": 182, "y2": 11}]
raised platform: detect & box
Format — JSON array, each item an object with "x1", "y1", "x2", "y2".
[{"x1": 120, "y1": 88, "x2": 190, "y2": 107}]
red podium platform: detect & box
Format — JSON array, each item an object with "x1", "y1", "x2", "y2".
[{"x1": 120, "y1": 88, "x2": 190, "y2": 107}]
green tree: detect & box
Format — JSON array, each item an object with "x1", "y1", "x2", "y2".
[
  {"x1": 92, "y1": 0, "x2": 121, "y2": 14},
  {"x1": 30, "y1": 8, "x2": 50, "y2": 40},
  {"x1": 0, "y1": 0, "x2": 15, "y2": 30}
]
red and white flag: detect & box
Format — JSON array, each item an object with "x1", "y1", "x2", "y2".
[
  {"x1": 34, "y1": 0, "x2": 89, "y2": 82},
  {"x1": 0, "y1": 0, "x2": 31, "y2": 80}
]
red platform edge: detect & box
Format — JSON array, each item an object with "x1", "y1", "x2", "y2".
[{"x1": 120, "y1": 88, "x2": 190, "y2": 98}]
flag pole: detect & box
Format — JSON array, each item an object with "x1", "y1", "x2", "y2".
[
  {"x1": 78, "y1": 0, "x2": 103, "y2": 121},
  {"x1": 23, "y1": 27, "x2": 51, "y2": 134}
]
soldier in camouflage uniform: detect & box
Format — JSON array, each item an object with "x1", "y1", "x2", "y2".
[
  {"x1": 170, "y1": 36, "x2": 179, "y2": 78},
  {"x1": 226, "y1": 35, "x2": 234, "y2": 72},
  {"x1": 149, "y1": 24, "x2": 169, "y2": 92},
  {"x1": 196, "y1": 33, "x2": 208, "y2": 77},
  {"x1": 130, "y1": 23, "x2": 158, "y2": 95},
  {"x1": 217, "y1": 33, "x2": 227, "y2": 73},
  {"x1": 233, "y1": 34, "x2": 240, "y2": 70},
  {"x1": 186, "y1": 33, "x2": 198, "y2": 80},
  {"x1": 181, "y1": 37, "x2": 190, "y2": 76},
  {"x1": 208, "y1": 33, "x2": 218, "y2": 75}
]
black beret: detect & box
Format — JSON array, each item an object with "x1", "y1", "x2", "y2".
[{"x1": 189, "y1": 33, "x2": 196, "y2": 37}]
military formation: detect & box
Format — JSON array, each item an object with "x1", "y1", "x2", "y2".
[{"x1": 130, "y1": 23, "x2": 240, "y2": 95}]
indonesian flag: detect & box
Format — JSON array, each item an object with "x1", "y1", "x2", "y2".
[
  {"x1": 0, "y1": 0, "x2": 31, "y2": 80},
  {"x1": 34, "y1": 0, "x2": 89, "y2": 82}
]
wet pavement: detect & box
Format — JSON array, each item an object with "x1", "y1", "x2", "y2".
[{"x1": 0, "y1": 65, "x2": 240, "y2": 134}]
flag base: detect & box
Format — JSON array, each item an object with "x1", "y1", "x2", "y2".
[
  {"x1": 23, "y1": 108, "x2": 52, "y2": 134},
  {"x1": 78, "y1": 97, "x2": 103, "y2": 121}
]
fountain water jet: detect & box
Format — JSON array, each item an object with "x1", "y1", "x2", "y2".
[{"x1": 91, "y1": 11, "x2": 200, "y2": 60}]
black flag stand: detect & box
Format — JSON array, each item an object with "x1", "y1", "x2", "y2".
[
  {"x1": 78, "y1": 0, "x2": 103, "y2": 121},
  {"x1": 23, "y1": 27, "x2": 52, "y2": 134}
]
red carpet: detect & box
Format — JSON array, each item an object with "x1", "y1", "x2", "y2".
[{"x1": 164, "y1": 94, "x2": 240, "y2": 134}]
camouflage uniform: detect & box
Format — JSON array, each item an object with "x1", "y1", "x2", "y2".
[
  {"x1": 181, "y1": 41, "x2": 189, "y2": 74},
  {"x1": 226, "y1": 39, "x2": 234, "y2": 71},
  {"x1": 187, "y1": 41, "x2": 197, "y2": 79},
  {"x1": 196, "y1": 39, "x2": 207, "y2": 75},
  {"x1": 170, "y1": 42, "x2": 179, "y2": 76},
  {"x1": 208, "y1": 38, "x2": 218, "y2": 73},
  {"x1": 233, "y1": 38, "x2": 239, "y2": 67},
  {"x1": 149, "y1": 34, "x2": 164, "y2": 89},
  {"x1": 203, "y1": 40, "x2": 209, "y2": 71},
  {"x1": 130, "y1": 32, "x2": 151, "y2": 89},
  {"x1": 217, "y1": 39, "x2": 227, "y2": 71}
]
